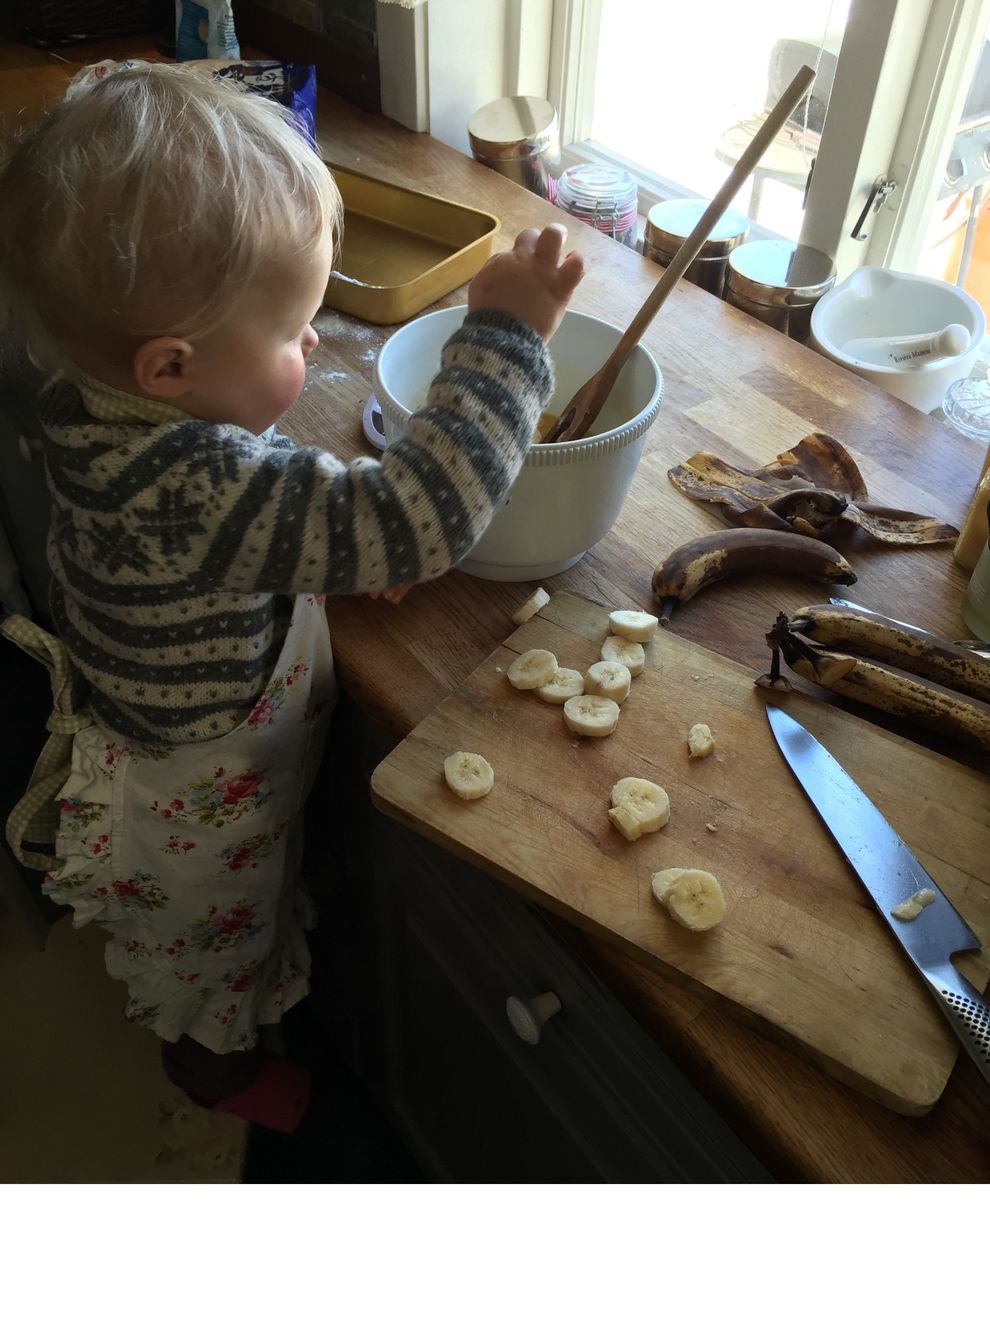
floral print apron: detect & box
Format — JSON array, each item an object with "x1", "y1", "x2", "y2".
[{"x1": 45, "y1": 593, "x2": 336, "y2": 1054}]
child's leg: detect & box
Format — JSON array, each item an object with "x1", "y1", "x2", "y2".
[
  {"x1": 160, "y1": 1033, "x2": 265, "y2": 1102},
  {"x1": 161, "y1": 1035, "x2": 310, "y2": 1134}
]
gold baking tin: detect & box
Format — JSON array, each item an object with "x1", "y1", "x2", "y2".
[{"x1": 322, "y1": 163, "x2": 501, "y2": 324}]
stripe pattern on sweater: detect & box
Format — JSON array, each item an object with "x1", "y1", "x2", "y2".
[{"x1": 41, "y1": 310, "x2": 553, "y2": 743}]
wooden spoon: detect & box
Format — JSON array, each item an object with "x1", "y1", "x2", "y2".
[{"x1": 544, "y1": 63, "x2": 817, "y2": 445}]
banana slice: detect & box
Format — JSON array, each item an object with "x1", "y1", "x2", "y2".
[
  {"x1": 891, "y1": 888, "x2": 936, "y2": 921},
  {"x1": 585, "y1": 660, "x2": 631, "y2": 704},
  {"x1": 687, "y1": 723, "x2": 715, "y2": 759},
  {"x1": 600, "y1": 635, "x2": 645, "y2": 677},
  {"x1": 563, "y1": 694, "x2": 620, "y2": 737},
  {"x1": 608, "y1": 777, "x2": 670, "y2": 841},
  {"x1": 443, "y1": 751, "x2": 494, "y2": 800},
  {"x1": 608, "y1": 609, "x2": 659, "y2": 643},
  {"x1": 511, "y1": 587, "x2": 550, "y2": 626},
  {"x1": 651, "y1": 868, "x2": 726, "y2": 931},
  {"x1": 507, "y1": 648, "x2": 558, "y2": 690},
  {"x1": 536, "y1": 667, "x2": 585, "y2": 704}
]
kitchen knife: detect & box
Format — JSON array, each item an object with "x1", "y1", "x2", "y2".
[{"x1": 766, "y1": 704, "x2": 990, "y2": 1088}]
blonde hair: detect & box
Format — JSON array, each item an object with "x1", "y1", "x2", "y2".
[{"x1": 0, "y1": 62, "x2": 342, "y2": 365}]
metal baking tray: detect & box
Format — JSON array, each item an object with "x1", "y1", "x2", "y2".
[{"x1": 322, "y1": 163, "x2": 500, "y2": 324}]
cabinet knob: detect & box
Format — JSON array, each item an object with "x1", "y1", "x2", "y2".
[{"x1": 505, "y1": 991, "x2": 562, "y2": 1045}]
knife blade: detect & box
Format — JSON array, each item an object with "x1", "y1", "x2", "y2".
[{"x1": 766, "y1": 704, "x2": 990, "y2": 1088}]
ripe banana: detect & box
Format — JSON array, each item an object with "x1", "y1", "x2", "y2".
[
  {"x1": 777, "y1": 631, "x2": 990, "y2": 752},
  {"x1": 608, "y1": 609, "x2": 659, "y2": 643},
  {"x1": 601, "y1": 635, "x2": 645, "y2": 676},
  {"x1": 790, "y1": 602, "x2": 990, "y2": 704},
  {"x1": 443, "y1": 752, "x2": 494, "y2": 800},
  {"x1": 563, "y1": 694, "x2": 620, "y2": 737},
  {"x1": 536, "y1": 667, "x2": 585, "y2": 704},
  {"x1": 585, "y1": 660, "x2": 631, "y2": 704},
  {"x1": 608, "y1": 777, "x2": 670, "y2": 841},
  {"x1": 512, "y1": 586, "x2": 550, "y2": 626},
  {"x1": 687, "y1": 723, "x2": 714, "y2": 758},
  {"x1": 507, "y1": 648, "x2": 558, "y2": 690},
  {"x1": 651, "y1": 528, "x2": 857, "y2": 624},
  {"x1": 651, "y1": 868, "x2": 726, "y2": 931}
]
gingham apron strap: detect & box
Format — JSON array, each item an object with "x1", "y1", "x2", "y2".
[{"x1": 0, "y1": 614, "x2": 91, "y2": 871}]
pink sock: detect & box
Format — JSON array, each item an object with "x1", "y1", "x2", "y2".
[{"x1": 214, "y1": 1055, "x2": 311, "y2": 1133}]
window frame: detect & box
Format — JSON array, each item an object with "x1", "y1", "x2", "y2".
[{"x1": 378, "y1": 0, "x2": 990, "y2": 284}]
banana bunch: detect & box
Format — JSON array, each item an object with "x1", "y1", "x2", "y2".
[{"x1": 765, "y1": 601, "x2": 990, "y2": 753}]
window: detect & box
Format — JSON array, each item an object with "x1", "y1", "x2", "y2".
[
  {"x1": 550, "y1": 0, "x2": 990, "y2": 319},
  {"x1": 565, "y1": 0, "x2": 850, "y2": 242},
  {"x1": 380, "y1": 0, "x2": 990, "y2": 320}
]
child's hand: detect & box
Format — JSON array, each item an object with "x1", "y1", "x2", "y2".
[{"x1": 468, "y1": 224, "x2": 584, "y2": 341}]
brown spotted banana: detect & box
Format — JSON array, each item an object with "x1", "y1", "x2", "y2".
[
  {"x1": 652, "y1": 529, "x2": 857, "y2": 624},
  {"x1": 777, "y1": 631, "x2": 990, "y2": 752},
  {"x1": 789, "y1": 602, "x2": 990, "y2": 704}
]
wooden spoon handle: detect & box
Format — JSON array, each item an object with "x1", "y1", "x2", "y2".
[
  {"x1": 616, "y1": 63, "x2": 816, "y2": 356},
  {"x1": 548, "y1": 63, "x2": 817, "y2": 443}
]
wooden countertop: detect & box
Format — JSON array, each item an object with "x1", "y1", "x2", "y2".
[{"x1": 3, "y1": 34, "x2": 987, "y2": 1183}]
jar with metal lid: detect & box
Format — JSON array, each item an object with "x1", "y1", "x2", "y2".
[
  {"x1": 644, "y1": 199, "x2": 748, "y2": 297},
  {"x1": 724, "y1": 239, "x2": 835, "y2": 343},
  {"x1": 468, "y1": 96, "x2": 560, "y2": 201},
  {"x1": 555, "y1": 163, "x2": 638, "y2": 247}
]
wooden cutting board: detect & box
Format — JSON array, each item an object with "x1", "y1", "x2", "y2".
[{"x1": 370, "y1": 592, "x2": 990, "y2": 1115}]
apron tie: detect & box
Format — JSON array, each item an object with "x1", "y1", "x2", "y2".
[{"x1": 0, "y1": 613, "x2": 92, "y2": 871}]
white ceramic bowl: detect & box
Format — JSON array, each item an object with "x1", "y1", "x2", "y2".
[
  {"x1": 810, "y1": 266, "x2": 985, "y2": 414},
  {"x1": 373, "y1": 306, "x2": 664, "y2": 579}
]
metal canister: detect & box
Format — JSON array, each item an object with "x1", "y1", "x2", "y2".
[
  {"x1": 724, "y1": 239, "x2": 835, "y2": 344},
  {"x1": 643, "y1": 199, "x2": 748, "y2": 297},
  {"x1": 468, "y1": 96, "x2": 560, "y2": 201}
]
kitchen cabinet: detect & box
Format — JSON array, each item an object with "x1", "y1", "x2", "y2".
[{"x1": 317, "y1": 698, "x2": 771, "y2": 1183}]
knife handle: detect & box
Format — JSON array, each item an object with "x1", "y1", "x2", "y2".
[{"x1": 923, "y1": 962, "x2": 990, "y2": 1087}]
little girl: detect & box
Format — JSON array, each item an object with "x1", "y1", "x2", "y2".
[{"x1": 0, "y1": 62, "x2": 583, "y2": 1131}]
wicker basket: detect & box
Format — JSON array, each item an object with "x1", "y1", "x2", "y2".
[{"x1": 16, "y1": 0, "x2": 172, "y2": 46}]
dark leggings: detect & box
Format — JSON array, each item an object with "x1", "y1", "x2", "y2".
[{"x1": 161, "y1": 1034, "x2": 265, "y2": 1104}]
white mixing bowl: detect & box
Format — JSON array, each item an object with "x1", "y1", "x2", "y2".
[
  {"x1": 810, "y1": 266, "x2": 985, "y2": 414},
  {"x1": 373, "y1": 305, "x2": 664, "y2": 579}
]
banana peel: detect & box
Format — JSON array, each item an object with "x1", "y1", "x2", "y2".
[{"x1": 668, "y1": 432, "x2": 958, "y2": 545}]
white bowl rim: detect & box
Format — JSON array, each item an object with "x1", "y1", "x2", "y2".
[
  {"x1": 374, "y1": 304, "x2": 665, "y2": 450},
  {"x1": 810, "y1": 267, "x2": 986, "y2": 377}
]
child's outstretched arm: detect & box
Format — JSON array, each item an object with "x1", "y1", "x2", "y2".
[
  {"x1": 135, "y1": 226, "x2": 584, "y2": 600},
  {"x1": 368, "y1": 225, "x2": 582, "y2": 604}
]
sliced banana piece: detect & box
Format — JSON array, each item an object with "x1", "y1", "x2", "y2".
[
  {"x1": 511, "y1": 587, "x2": 550, "y2": 626},
  {"x1": 585, "y1": 660, "x2": 632, "y2": 704},
  {"x1": 609, "y1": 609, "x2": 659, "y2": 643},
  {"x1": 651, "y1": 868, "x2": 726, "y2": 931},
  {"x1": 601, "y1": 635, "x2": 645, "y2": 677},
  {"x1": 536, "y1": 667, "x2": 585, "y2": 704},
  {"x1": 891, "y1": 888, "x2": 936, "y2": 921},
  {"x1": 563, "y1": 694, "x2": 620, "y2": 738},
  {"x1": 443, "y1": 751, "x2": 494, "y2": 800},
  {"x1": 608, "y1": 777, "x2": 670, "y2": 841},
  {"x1": 507, "y1": 648, "x2": 558, "y2": 690},
  {"x1": 687, "y1": 723, "x2": 715, "y2": 759}
]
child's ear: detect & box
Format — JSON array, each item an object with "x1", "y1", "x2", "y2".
[{"x1": 133, "y1": 337, "x2": 194, "y2": 399}]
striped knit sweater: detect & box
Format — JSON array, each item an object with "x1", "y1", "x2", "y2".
[{"x1": 39, "y1": 310, "x2": 553, "y2": 743}]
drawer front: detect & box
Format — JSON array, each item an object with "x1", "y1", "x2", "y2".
[{"x1": 375, "y1": 822, "x2": 769, "y2": 1183}]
